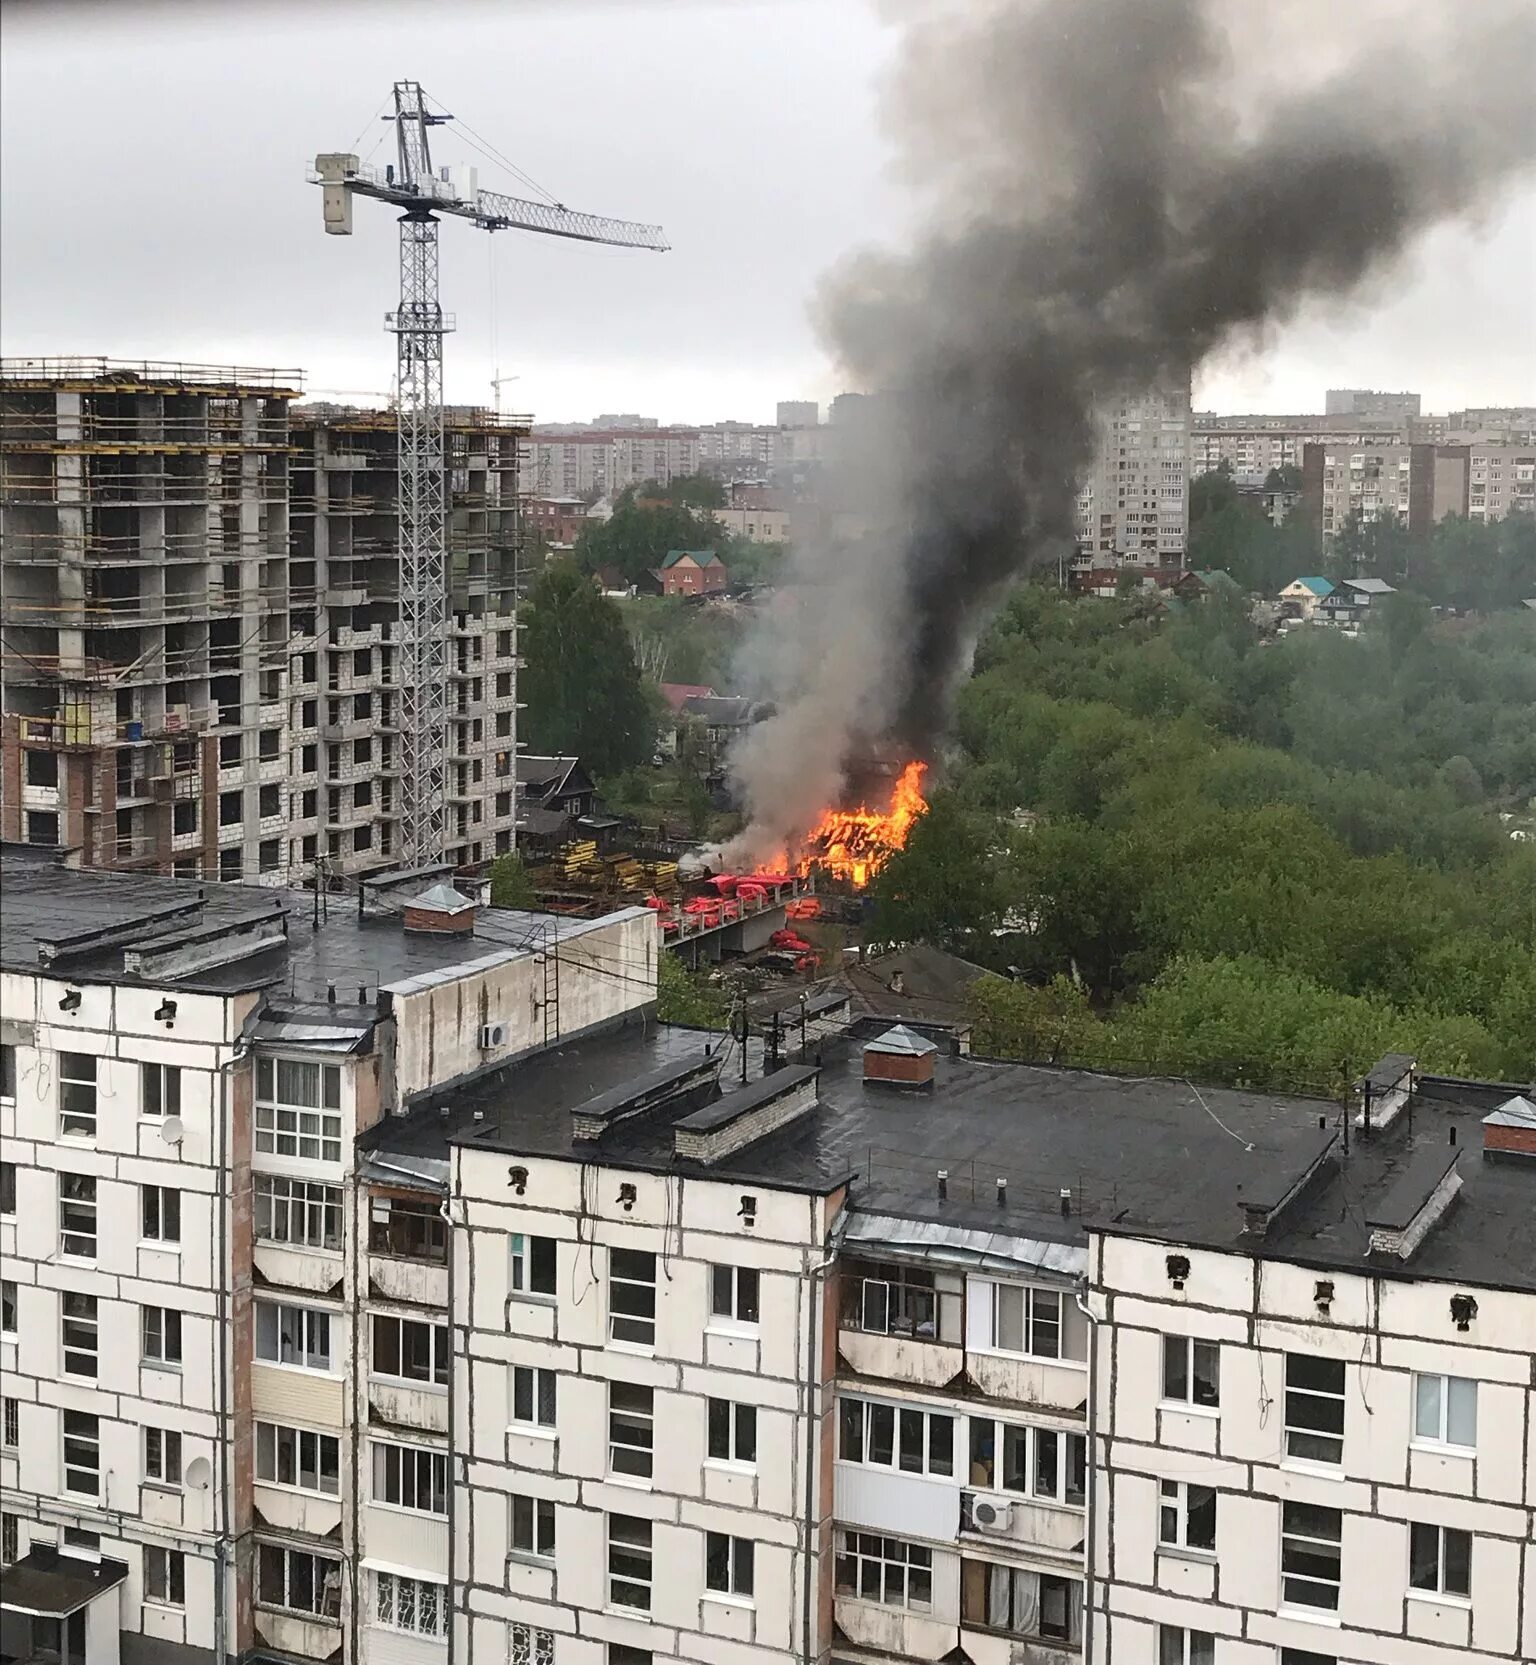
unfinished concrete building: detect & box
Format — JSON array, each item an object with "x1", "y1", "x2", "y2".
[{"x1": 1, "y1": 359, "x2": 528, "y2": 882}]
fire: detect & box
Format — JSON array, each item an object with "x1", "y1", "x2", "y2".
[{"x1": 795, "y1": 761, "x2": 928, "y2": 889}]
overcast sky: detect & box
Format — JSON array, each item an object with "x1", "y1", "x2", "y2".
[{"x1": 3, "y1": 0, "x2": 1532, "y2": 423}]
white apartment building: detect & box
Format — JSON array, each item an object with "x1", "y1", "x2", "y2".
[{"x1": 1077, "y1": 385, "x2": 1192, "y2": 567}]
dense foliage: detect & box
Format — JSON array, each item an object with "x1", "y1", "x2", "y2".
[
  {"x1": 869, "y1": 586, "x2": 1536, "y2": 1085},
  {"x1": 656, "y1": 951, "x2": 732, "y2": 1029},
  {"x1": 519, "y1": 562, "x2": 654, "y2": 775},
  {"x1": 575, "y1": 476, "x2": 728, "y2": 587}
]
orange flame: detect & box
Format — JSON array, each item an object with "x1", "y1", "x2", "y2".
[{"x1": 793, "y1": 761, "x2": 928, "y2": 889}]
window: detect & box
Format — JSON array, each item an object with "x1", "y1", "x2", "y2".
[
  {"x1": 0, "y1": 1162, "x2": 13, "y2": 1214},
  {"x1": 509, "y1": 1624, "x2": 555, "y2": 1665},
  {"x1": 843, "y1": 1259, "x2": 960, "y2": 1342},
  {"x1": 512, "y1": 1366, "x2": 557, "y2": 1428},
  {"x1": 63, "y1": 1409, "x2": 100, "y2": 1495},
  {"x1": 219, "y1": 790, "x2": 242, "y2": 826},
  {"x1": 255, "y1": 1175, "x2": 342, "y2": 1250},
  {"x1": 142, "y1": 1185, "x2": 181, "y2": 1243},
  {"x1": 1159, "y1": 1480, "x2": 1216, "y2": 1552},
  {"x1": 1281, "y1": 1500, "x2": 1342, "y2": 1611},
  {"x1": 985, "y1": 1283, "x2": 1079, "y2": 1359},
  {"x1": 59, "y1": 1173, "x2": 97, "y2": 1258},
  {"x1": 961, "y1": 1561, "x2": 1082, "y2": 1642},
  {"x1": 372, "y1": 1314, "x2": 449, "y2": 1386},
  {"x1": 1284, "y1": 1354, "x2": 1345, "y2": 1464},
  {"x1": 705, "y1": 1532, "x2": 755, "y2": 1600},
  {"x1": 609, "y1": 1247, "x2": 656, "y2": 1344},
  {"x1": 968, "y1": 1418, "x2": 1086, "y2": 1505},
  {"x1": 59, "y1": 1053, "x2": 97, "y2": 1136},
  {"x1": 145, "y1": 1546, "x2": 186, "y2": 1606},
  {"x1": 510, "y1": 1232, "x2": 557, "y2": 1298},
  {"x1": 1159, "y1": 1626, "x2": 1215, "y2": 1665},
  {"x1": 835, "y1": 1531, "x2": 933, "y2": 1610},
  {"x1": 256, "y1": 1300, "x2": 333, "y2": 1371},
  {"x1": 256, "y1": 1421, "x2": 340, "y2": 1494},
  {"x1": 609, "y1": 1382, "x2": 654, "y2": 1479},
  {"x1": 2, "y1": 1512, "x2": 16, "y2": 1566},
  {"x1": 257, "y1": 1543, "x2": 341, "y2": 1620},
  {"x1": 26, "y1": 810, "x2": 58, "y2": 845},
  {"x1": 1413, "y1": 1373, "x2": 1477, "y2": 1450},
  {"x1": 1409, "y1": 1522, "x2": 1471, "y2": 1599},
  {"x1": 2, "y1": 1398, "x2": 17, "y2": 1446},
  {"x1": 144, "y1": 1427, "x2": 183, "y2": 1485},
  {"x1": 711, "y1": 1264, "x2": 760, "y2": 1324},
  {"x1": 25, "y1": 749, "x2": 58, "y2": 787},
  {"x1": 609, "y1": 1514, "x2": 653, "y2": 1610},
  {"x1": 1162, "y1": 1335, "x2": 1220, "y2": 1408},
  {"x1": 141, "y1": 1062, "x2": 181, "y2": 1118},
  {"x1": 142, "y1": 1306, "x2": 183, "y2": 1366},
  {"x1": 0, "y1": 1043, "x2": 14, "y2": 1101},
  {"x1": 255, "y1": 1057, "x2": 341, "y2": 1163},
  {"x1": 707, "y1": 1398, "x2": 757, "y2": 1465},
  {"x1": 369, "y1": 1196, "x2": 446, "y2": 1262},
  {"x1": 62, "y1": 1292, "x2": 98, "y2": 1377},
  {"x1": 173, "y1": 799, "x2": 198, "y2": 836},
  {"x1": 511, "y1": 1494, "x2": 556, "y2": 1559},
  {"x1": 838, "y1": 1396, "x2": 954, "y2": 1477},
  {"x1": 373, "y1": 1441, "x2": 449, "y2": 1514}
]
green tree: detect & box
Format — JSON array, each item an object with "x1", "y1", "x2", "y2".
[
  {"x1": 1263, "y1": 464, "x2": 1303, "y2": 493},
  {"x1": 487, "y1": 852, "x2": 535, "y2": 908},
  {"x1": 866, "y1": 793, "x2": 1007, "y2": 949},
  {"x1": 657, "y1": 952, "x2": 732, "y2": 1028},
  {"x1": 520, "y1": 563, "x2": 654, "y2": 775},
  {"x1": 1189, "y1": 460, "x2": 1238, "y2": 525},
  {"x1": 575, "y1": 495, "x2": 726, "y2": 586}
]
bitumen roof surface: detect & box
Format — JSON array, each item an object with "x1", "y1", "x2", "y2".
[
  {"x1": 0, "y1": 844, "x2": 605, "y2": 1001},
  {"x1": 363, "y1": 1013, "x2": 1536, "y2": 1290}
]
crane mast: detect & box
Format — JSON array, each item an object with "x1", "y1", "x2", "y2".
[{"x1": 313, "y1": 80, "x2": 667, "y2": 868}]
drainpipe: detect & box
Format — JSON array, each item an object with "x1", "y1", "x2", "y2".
[
  {"x1": 800, "y1": 1227, "x2": 842, "y2": 1665},
  {"x1": 213, "y1": 1052, "x2": 235, "y2": 1665},
  {"x1": 443, "y1": 1190, "x2": 458, "y2": 1665},
  {"x1": 1075, "y1": 1285, "x2": 1102, "y2": 1665}
]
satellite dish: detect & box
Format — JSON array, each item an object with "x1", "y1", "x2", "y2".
[
  {"x1": 185, "y1": 1456, "x2": 212, "y2": 1492},
  {"x1": 159, "y1": 1116, "x2": 184, "y2": 1147}
]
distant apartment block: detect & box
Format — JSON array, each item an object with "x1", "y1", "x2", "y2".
[
  {"x1": 0, "y1": 359, "x2": 528, "y2": 881},
  {"x1": 1303, "y1": 439, "x2": 1535, "y2": 537},
  {"x1": 1076, "y1": 384, "x2": 1193, "y2": 567},
  {"x1": 776, "y1": 400, "x2": 819, "y2": 428},
  {"x1": 1325, "y1": 387, "x2": 1422, "y2": 418}
]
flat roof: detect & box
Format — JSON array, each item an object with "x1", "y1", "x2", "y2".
[
  {"x1": 0, "y1": 845, "x2": 627, "y2": 1001},
  {"x1": 361, "y1": 1017, "x2": 1536, "y2": 1289},
  {"x1": 1, "y1": 1549, "x2": 128, "y2": 1617}
]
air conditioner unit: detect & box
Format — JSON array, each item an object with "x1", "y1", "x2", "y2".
[
  {"x1": 970, "y1": 1494, "x2": 1014, "y2": 1534},
  {"x1": 480, "y1": 1021, "x2": 508, "y2": 1051}
]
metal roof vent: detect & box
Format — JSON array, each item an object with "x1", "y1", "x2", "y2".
[
  {"x1": 862, "y1": 1023, "x2": 938, "y2": 1089},
  {"x1": 1482, "y1": 1094, "x2": 1536, "y2": 1163},
  {"x1": 403, "y1": 882, "x2": 477, "y2": 936}
]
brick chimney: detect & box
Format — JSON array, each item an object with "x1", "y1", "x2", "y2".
[
  {"x1": 1483, "y1": 1094, "x2": 1536, "y2": 1162},
  {"x1": 403, "y1": 882, "x2": 477, "y2": 936},
  {"x1": 862, "y1": 1024, "x2": 938, "y2": 1089}
]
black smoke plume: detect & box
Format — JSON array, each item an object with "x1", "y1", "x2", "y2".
[{"x1": 727, "y1": 0, "x2": 1536, "y2": 856}]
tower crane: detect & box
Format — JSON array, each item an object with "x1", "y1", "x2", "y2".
[{"x1": 312, "y1": 80, "x2": 668, "y2": 867}]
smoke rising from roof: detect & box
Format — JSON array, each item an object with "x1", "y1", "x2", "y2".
[{"x1": 726, "y1": 0, "x2": 1536, "y2": 856}]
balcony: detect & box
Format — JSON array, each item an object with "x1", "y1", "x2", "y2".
[{"x1": 838, "y1": 1264, "x2": 964, "y2": 1390}]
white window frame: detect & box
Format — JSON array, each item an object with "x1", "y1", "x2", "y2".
[
  {"x1": 141, "y1": 1184, "x2": 181, "y2": 1245},
  {"x1": 511, "y1": 1364, "x2": 557, "y2": 1430},
  {"x1": 710, "y1": 1263, "x2": 760, "y2": 1327},
  {"x1": 608, "y1": 1381, "x2": 654, "y2": 1479},
  {"x1": 608, "y1": 1512, "x2": 653, "y2": 1611},
  {"x1": 256, "y1": 1299, "x2": 334, "y2": 1372},
  {"x1": 255, "y1": 1056, "x2": 342, "y2": 1164},
  {"x1": 835, "y1": 1530, "x2": 934, "y2": 1611},
  {"x1": 1280, "y1": 1500, "x2": 1342, "y2": 1613},
  {"x1": 59, "y1": 1172, "x2": 97, "y2": 1259},
  {"x1": 257, "y1": 1541, "x2": 341, "y2": 1621},
  {"x1": 1284, "y1": 1353, "x2": 1345, "y2": 1465},
  {"x1": 1408, "y1": 1521, "x2": 1471, "y2": 1601},
  {"x1": 609, "y1": 1247, "x2": 657, "y2": 1346},
  {"x1": 2, "y1": 1511, "x2": 17, "y2": 1566},
  {"x1": 373, "y1": 1570, "x2": 449, "y2": 1638},
  {"x1": 983, "y1": 1281, "x2": 1077, "y2": 1361},
  {"x1": 1412, "y1": 1373, "x2": 1477, "y2": 1452},
  {"x1": 0, "y1": 1042, "x2": 15, "y2": 1103},
  {"x1": 1158, "y1": 1479, "x2": 1217, "y2": 1553},
  {"x1": 255, "y1": 1174, "x2": 342, "y2": 1252},
  {"x1": 59, "y1": 1052, "x2": 98, "y2": 1137},
  {"x1": 704, "y1": 1531, "x2": 755, "y2": 1602},
  {"x1": 371, "y1": 1313, "x2": 449, "y2": 1387},
  {"x1": 1162, "y1": 1334, "x2": 1221, "y2": 1409},
  {"x1": 508, "y1": 1622, "x2": 555, "y2": 1665},
  {"x1": 255, "y1": 1420, "x2": 340, "y2": 1495},
  {"x1": 1158, "y1": 1624, "x2": 1215, "y2": 1665},
  {"x1": 0, "y1": 1280, "x2": 15, "y2": 1335},
  {"x1": 144, "y1": 1427, "x2": 183, "y2": 1486},
  {"x1": 2, "y1": 1398, "x2": 18, "y2": 1448},
  {"x1": 142, "y1": 1305, "x2": 184, "y2": 1367},
  {"x1": 838, "y1": 1395, "x2": 955, "y2": 1478},
  {"x1": 63, "y1": 1409, "x2": 100, "y2": 1496},
  {"x1": 706, "y1": 1398, "x2": 757, "y2": 1467},
  {"x1": 372, "y1": 1439, "x2": 449, "y2": 1515},
  {"x1": 511, "y1": 1494, "x2": 555, "y2": 1560},
  {"x1": 140, "y1": 1061, "x2": 181, "y2": 1119},
  {"x1": 144, "y1": 1545, "x2": 186, "y2": 1607},
  {"x1": 968, "y1": 1417, "x2": 1086, "y2": 1506},
  {"x1": 960, "y1": 1560, "x2": 1083, "y2": 1643},
  {"x1": 510, "y1": 1232, "x2": 558, "y2": 1300}
]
